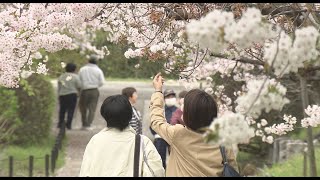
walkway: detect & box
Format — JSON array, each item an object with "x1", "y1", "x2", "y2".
[{"x1": 51, "y1": 80, "x2": 187, "y2": 177}]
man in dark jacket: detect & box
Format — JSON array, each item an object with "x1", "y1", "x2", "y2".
[{"x1": 150, "y1": 89, "x2": 177, "y2": 169}]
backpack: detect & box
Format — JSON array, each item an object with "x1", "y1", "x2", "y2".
[{"x1": 219, "y1": 146, "x2": 241, "y2": 177}]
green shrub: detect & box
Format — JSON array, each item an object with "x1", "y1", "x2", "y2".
[
  {"x1": 44, "y1": 48, "x2": 87, "y2": 78},
  {"x1": 13, "y1": 74, "x2": 56, "y2": 146},
  {"x1": 0, "y1": 134, "x2": 66, "y2": 177},
  {"x1": 0, "y1": 87, "x2": 21, "y2": 146}
]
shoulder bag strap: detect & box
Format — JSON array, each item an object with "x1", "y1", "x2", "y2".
[
  {"x1": 134, "y1": 134, "x2": 141, "y2": 177},
  {"x1": 219, "y1": 146, "x2": 228, "y2": 165},
  {"x1": 141, "y1": 136, "x2": 156, "y2": 177}
]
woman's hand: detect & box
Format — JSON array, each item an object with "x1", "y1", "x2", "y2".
[{"x1": 153, "y1": 72, "x2": 165, "y2": 92}]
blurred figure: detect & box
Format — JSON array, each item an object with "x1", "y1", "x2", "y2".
[
  {"x1": 170, "y1": 90, "x2": 188, "y2": 126},
  {"x1": 149, "y1": 73, "x2": 238, "y2": 176},
  {"x1": 79, "y1": 95, "x2": 164, "y2": 177},
  {"x1": 78, "y1": 55, "x2": 105, "y2": 130},
  {"x1": 122, "y1": 87, "x2": 142, "y2": 134},
  {"x1": 57, "y1": 63, "x2": 81, "y2": 130},
  {"x1": 150, "y1": 89, "x2": 177, "y2": 169}
]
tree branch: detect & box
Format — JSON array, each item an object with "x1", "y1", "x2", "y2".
[
  {"x1": 85, "y1": 3, "x2": 110, "y2": 22},
  {"x1": 210, "y1": 53, "x2": 265, "y2": 66},
  {"x1": 306, "y1": 66, "x2": 320, "y2": 72}
]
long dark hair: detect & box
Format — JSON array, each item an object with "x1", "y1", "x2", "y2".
[{"x1": 183, "y1": 89, "x2": 218, "y2": 131}]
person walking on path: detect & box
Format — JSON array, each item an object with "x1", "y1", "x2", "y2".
[
  {"x1": 57, "y1": 63, "x2": 82, "y2": 130},
  {"x1": 122, "y1": 87, "x2": 142, "y2": 134},
  {"x1": 150, "y1": 89, "x2": 177, "y2": 169},
  {"x1": 79, "y1": 95, "x2": 165, "y2": 177},
  {"x1": 149, "y1": 73, "x2": 238, "y2": 177},
  {"x1": 78, "y1": 55, "x2": 105, "y2": 130}
]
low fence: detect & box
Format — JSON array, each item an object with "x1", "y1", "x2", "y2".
[
  {"x1": 0, "y1": 122, "x2": 66, "y2": 177},
  {"x1": 0, "y1": 155, "x2": 50, "y2": 177},
  {"x1": 51, "y1": 121, "x2": 66, "y2": 174}
]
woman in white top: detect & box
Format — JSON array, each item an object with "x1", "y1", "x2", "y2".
[{"x1": 79, "y1": 95, "x2": 165, "y2": 177}]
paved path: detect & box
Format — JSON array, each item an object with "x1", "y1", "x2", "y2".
[{"x1": 51, "y1": 80, "x2": 196, "y2": 177}]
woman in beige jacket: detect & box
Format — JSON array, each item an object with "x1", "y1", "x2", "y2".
[
  {"x1": 149, "y1": 73, "x2": 238, "y2": 177},
  {"x1": 79, "y1": 95, "x2": 165, "y2": 177}
]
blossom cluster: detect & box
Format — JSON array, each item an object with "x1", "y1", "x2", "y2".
[
  {"x1": 235, "y1": 78, "x2": 290, "y2": 118},
  {"x1": 208, "y1": 111, "x2": 255, "y2": 148},
  {"x1": 260, "y1": 115, "x2": 295, "y2": 138},
  {"x1": 0, "y1": 3, "x2": 110, "y2": 87},
  {"x1": 264, "y1": 27, "x2": 319, "y2": 76},
  {"x1": 301, "y1": 105, "x2": 320, "y2": 128},
  {"x1": 124, "y1": 48, "x2": 144, "y2": 59},
  {"x1": 186, "y1": 8, "x2": 276, "y2": 53},
  {"x1": 186, "y1": 10, "x2": 233, "y2": 53}
]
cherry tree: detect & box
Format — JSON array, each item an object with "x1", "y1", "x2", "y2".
[
  {"x1": 181, "y1": 4, "x2": 320, "y2": 176},
  {"x1": 1, "y1": 3, "x2": 320, "y2": 176}
]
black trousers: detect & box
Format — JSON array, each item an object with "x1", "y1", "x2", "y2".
[
  {"x1": 58, "y1": 93, "x2": 77, "y2": 129},
  {"x1": 154, "y1": 138, "x2": 168, "y2": 169}
]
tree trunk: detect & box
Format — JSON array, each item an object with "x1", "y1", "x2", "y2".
[{"x1": 299, "y1": 75, "x2": 317, "y2": 177}]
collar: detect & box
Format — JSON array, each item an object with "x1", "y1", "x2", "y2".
[
  {"x1": 86, "y1": 63, "x2": 98, "y2": 67},
  {"x1": 99, "y1": 126, "x2": 136, "y2": 134}
]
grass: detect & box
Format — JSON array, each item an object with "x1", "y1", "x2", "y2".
[
  {"x1": 258, "y1": 147, "x2": 320, "y2": 177},
  {"x1": 0, "y1": 135, "x2": 67, "y2": 177},
  {"x1": 291, "y1": 127, "x2": 320, "y2": 140}
]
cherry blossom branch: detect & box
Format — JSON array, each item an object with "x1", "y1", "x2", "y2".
[
  {"x1": 244, "y1": 48, "x2": 263, "y2": 61},
  {"x1": 271, "y1": 9, "x2": 320, "y2": 17},
  {"x1": 244, "y1": 30, "x2": 282, "y2": 117},
  {"x1": 85, "y1": 3, "x2": 109, "y2": 22},
  {"x1": 230, "y1": 61, "x2": 239, "y2": 76},
  {"x1": 129, "y1": 4, "x2": 167, "y2": 47},
  {"x1": 180, "y1": 49, "x2": 208, "y2": 78},
  {"x1": 210, "y1": 53, "x2": 265, "y2": 66}
]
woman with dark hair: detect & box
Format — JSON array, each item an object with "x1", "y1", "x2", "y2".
[
  {"x1": 149, "y1": 73, "x2": 238, "y2": 177},
  {"x1": 57, "y1": 62, "x2": 81, "y2": 130},
  {"x1": 79, "y1": 95, "x2": 165, "y2": 177},
  {"x1": 122, "y1": 87, "x2": 142, "y2": 134}
]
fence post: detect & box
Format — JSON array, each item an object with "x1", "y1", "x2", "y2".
[
  {"x1": 9, "y1": 156, "x2": 13, "y2": 177},
  {"x1": 55, "y1": 148, "x2": 59, "y2": 162},
  {"x1": 51, "y1": 149, "x2": 55, "y2": 173},
  {"x1": 303, "y1": 151, "x2": 308, "y2": 177},
  {"x1": 45, "y1": 154, "x2": 50, "y2": 177},
  {"x1": 29, "y1": 155, "x2": 33, "y2": 177},
  {"x1": 58, "y1": 135, "x2": 62, "y2": 150},
  {"x1": 60, "y1": 121, "x2": 64, "y2": 137}
]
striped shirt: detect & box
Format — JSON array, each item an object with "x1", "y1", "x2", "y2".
[{"x1": 130, "y1": 106, "x2": 142, "y2": 134}]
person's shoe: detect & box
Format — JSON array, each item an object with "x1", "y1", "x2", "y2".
[
  {"x1": 85, "y1": 126, "x2": 94, "y2": 131},
  {"x1": 81, "y1": 126, "x2": 93, "y2": 131}
]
